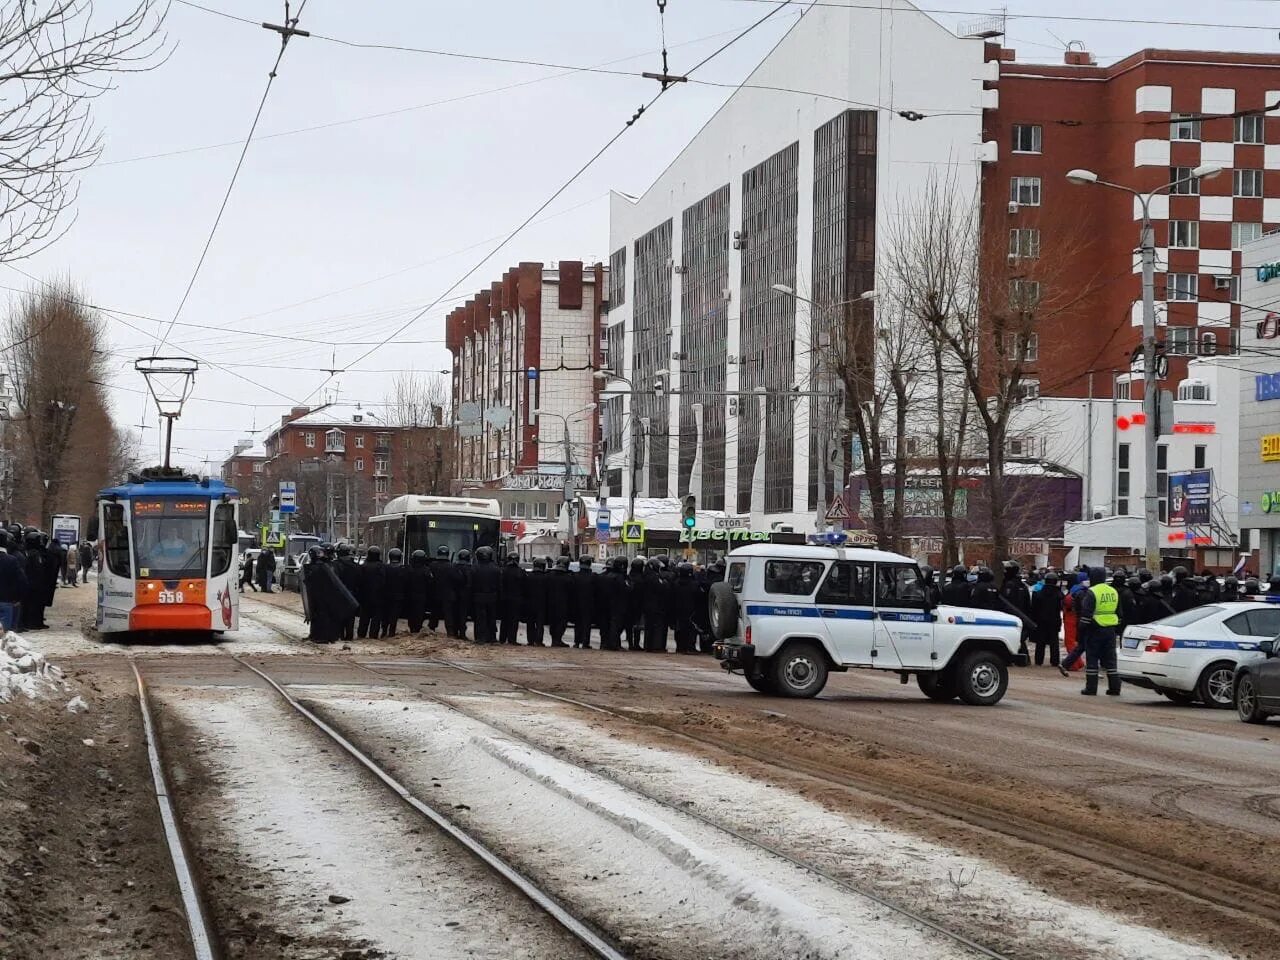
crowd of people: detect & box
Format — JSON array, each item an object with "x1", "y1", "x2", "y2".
[
  {"x1": 0, "y1": 525, "x2": 94, "y2": 632},
  {"x1": 925, "y1": 561, "x2": 1280, "y2": 695},
  {"x1": 297, "y1": 542, "x2": 723, "y2": 650}
]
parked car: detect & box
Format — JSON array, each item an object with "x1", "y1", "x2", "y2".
[
  {"x1": 1234, "y1": 638, "x2": 1280, "y2": 723},
  {"x1": 710, "y1": 544, "x2": 1027, "y2": 703},
  {"x1": 1118, "y1": 603, "x2": 1280, "y2": 708}
]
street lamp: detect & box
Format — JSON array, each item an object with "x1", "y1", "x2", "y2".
[
  {"x1": 531, "y1": 404, "x2": 597, "y2": 554},
  {"x1": 1067, "y1": 162, "x2": 1223, "y2": 571}
]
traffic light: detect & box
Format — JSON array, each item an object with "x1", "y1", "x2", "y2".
[{"x1": 681, "y1": 494, "x2": 696, "y2": 530}]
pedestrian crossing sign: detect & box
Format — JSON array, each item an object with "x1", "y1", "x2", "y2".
[{"x1": 620, "y1": 520, "x2": 646, "y2": 544}]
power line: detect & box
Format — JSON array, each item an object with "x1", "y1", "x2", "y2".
[{"x1": 155, "y1": 2, "x2": 311, "y2": 354}]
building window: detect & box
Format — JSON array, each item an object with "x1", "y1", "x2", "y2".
[
  {"x1": 532, "y1": 501, "x2": 550, "y2": 520},
  {"x1": 1234, "y1": 168, "x2": 1264, "y2": 198},
  {"x1": 1157, "y1": 444, "x2": 1169, "y2": 523},
  {"x1": 1194, "y1": 444, "x2": 1207, "y2": 469},
  {"x1": 1012, "y1": 379, "x2": 1040, "y2": 403},
  {"x1": 1003, "y1": 332, "x2": 1038, "y2": 362},
  {"x1": 1008, "y1": 228, "x2": 1040, "y2": 259},
  {"x1": 1179, "y1": 378, "x2": 1212, "y2": 400},
  {"x1": 324, "y1": 428, "x2": 345, "y2": 453},
  {"x1": 1117, "y1": 442, "x2": 1130, "y2": 516},
  {"x1": 1009, "y1": 176, "x2": 1041, "y2": 206},
  {"x1": 1169, "y1": 167, "x2": 1200, "y2": 196},
  {"x1": 1170, "y1": 113, "x2": 1201, "y2": 141},
  {"x1": 1008, "y1": 278, "x2": 1041, "y2": 309},
  {"x1": 1011, "y1": 124, "x2": 1042, "y2": 154},
  {"x1": 1232, "y1": 222, "x2": 1261, "y2": 249},
  {"x1": 1236, "y1": 114, "x2": 1264, "y2": 144},
  {"x1": 1166, "y1": 325, "x2": 1193, "y2": 354},
  {"x1": 1115, "y1": 378, "x2": 1131, "y2": 400},
  {"x1": 252, "y1": 461, "x2": 264, "y2": 473},
  {"x1": 1168, "y1": 220, "x2": 1198, "y2": 249},
  {"x1": 355, "y1": 435, "x2": 365, "y2": 449},
  {"x1": 374, "y1": 457, "x2": 389, "y2": 474},
  {"x1": 303, "y1": 431, "x2": 315, "y2": 448},
  {"x1": 1165, "y1": 273, "x2": 1198, "y2": 301},
  {"x1": 375, "y1": 476, "x2": 389, "y2": 494},
  {"x1": 355, "y1": 458, "x2": 364, "y2": 472},
  {"x1": 609, "y1": 246, "x2": 627, "y2": 308}
]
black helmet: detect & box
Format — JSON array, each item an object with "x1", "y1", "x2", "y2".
[
  {"x1": 630, "y1": 557, "x2": 646, "y2": 574},
  {"x1": 506, "y1": 552, "x2": 520, "y2": 565},
  {"x1": 436, "y1": 545, "x2": 450, "y2": 558},
  {"x1": 456, "y1": 549, "x2": 471, "y2": 563},
  {"x1": 1159, "y1": 573, "x2": 1173, "y2": 589},
  {"x1": 611, "y1": 556, "x2": 629, "y2": 573},
  {"x1": 1043, "y1": 572, "x2": 1059, "y2": 585},
  {"x1": 646, "y1": 557, "x2": 663, "y2": 572},
  {"x1": 1111, "y1": 571, "x2": 1127, "y2": 587},
  {"x1": 976, "y1": 566, "x2": 994, "y2": 583},
  {"x1": 322, "y1": 542, "x2": 336, "y2": 558},
  {"x1": 1138, "y1": 568, "x2": 1153, "y2": 582},
  {"x1": 336, "y1": 542, "x2": 352, "y2": 556},
  {"x1": 1244, "y1": 577, "x2": 1261, "y2": 594},
  {"x1": 388, "y1": 547, "x2": 403, "y2": 563},
  {"x1": 1003, "y1": 560, "x2": 1020, "y2": 574},
  {"x1": 920, "y1": 564, "x2": 935, "y2": 581},
  {"x1": 1224, "y1": 575, "x2": 1239, "y2": 591},
  {"x1": 555, "y1": 555, "x2": 570, "y2": 570},
  {"x1": 476, "y1": 545, "x2": 495, "y2": 563},
  {"x1": 1141, "y1": 580, "x2": 1160, "y2": 594},
  {"x1": 677, "y1": 561, "x2": 693, "y2": 575},
  {"x1": 366, "y1": 545, "x2": 382, "y2": 561},
  {"x1": 950, "y1": 564, "x2": 966, "y2": 580},
  {"x1": 1269, "y1": 575, "x2": 1280, "y2": 592},
  {"x1": 411, "y1": 549, "x2": 428, "y2": 564},
  {"x1": 1087, "y1": 566, "x2": 1107, "y2": 585},
  {"x1": 532, "y1": 556, "x2": 546, "y2": 570},
  {"x1": 1127, "y1": 575, "x2": 1141, "y2": 589},
  {"x1": 24, "y1": 529, "x2": 40, "y2": 546},
  {"x1": 1172, "y1": 565, "x2": 1189, "y2": 580},
  {"x1": 307, "y1": 545, "x2": 325, "y2": 561}
]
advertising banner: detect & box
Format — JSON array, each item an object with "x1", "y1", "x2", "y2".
[
  {"x1": 1168, "y1": 470, "x2": 1212, "y2": 525},
  {"x1": 50, "y1": 514, "x2": 80, "y2": 546}
]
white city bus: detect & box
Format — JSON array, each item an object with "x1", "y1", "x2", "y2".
[{"x1": 366, "y1": 495, "x2": 501, "y2": 559}]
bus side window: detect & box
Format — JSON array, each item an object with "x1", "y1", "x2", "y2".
[
  {"x1": 210, "y1": 504, "x2": 237, "y2": 576},
  {"x1": 104, "y1": 504, "x2": 130, "y2": 577}
]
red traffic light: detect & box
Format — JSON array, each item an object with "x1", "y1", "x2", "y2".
[{"x1": 1116, "y1": 416, "x2": 1131, "y2": 431}]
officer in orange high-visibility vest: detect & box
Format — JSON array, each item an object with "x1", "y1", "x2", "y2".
[{"x1": 1074, "y1": 566, "x2": 1122, "y2": 696}]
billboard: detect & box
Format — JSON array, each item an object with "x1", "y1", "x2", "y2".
[
  {"x1": 50, "y1": 514, "x2": 80, "y2": 546},
  {"x1": 1168, "y1": 470, "x2": 1212, "y2": 526}
]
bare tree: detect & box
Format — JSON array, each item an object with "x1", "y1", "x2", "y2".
[
  {"x1": 0, "y1": 1, "x2": 168, "y2": 262},
  {"x1": 3, "y1": 279, "x2": 109, "y2": 522},
  {"x1": 384, "y1": 372, "x2": 453, "y2": 495}
]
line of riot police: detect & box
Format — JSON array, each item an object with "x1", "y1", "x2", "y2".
[
  {"x1": 0, "y1": 524, "x2": 72, "y2": 632},
  {"x1": 298, "y1": 542, "x2": 723, "y2": 651}
]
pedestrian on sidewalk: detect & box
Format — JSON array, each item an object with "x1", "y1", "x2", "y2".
[
  {"x1": 256, "y1": 547, "x2": 277, "y2": 593},
  {"x1": 78, "y1": 540, "x2": 94, "y2": 584},
  {"x1": 239, "y1": 551, "x2": 257, "y2": 592}
]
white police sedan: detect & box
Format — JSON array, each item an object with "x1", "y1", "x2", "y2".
[{"x1": 1117, "y1": 602, "x2": 1280, "y2": 708}]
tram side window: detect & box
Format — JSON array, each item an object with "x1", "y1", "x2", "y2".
[
  {"x1": 104, "y1": 504, "x2": 130, "y2": 577},
  {"x1": 210, "y1": 503, "x2": 237, "y2": 576}
]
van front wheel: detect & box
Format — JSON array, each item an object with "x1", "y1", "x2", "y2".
[
  {"x1": 957, "y1": 651, "x2": 1008, "y2": 706},
  {"x1": 771, "y1": 643, "x2": 828, "y2": 698}
]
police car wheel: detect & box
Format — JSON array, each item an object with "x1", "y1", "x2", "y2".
[
  {"x1": 771, "y1": 643, "x2": 828, "y2": 698},
  {"x1": 1235, "y1": 674, "x2": 1270, "y2": 724},
  {"x1": 957, "y1": 651, "x2": 1008, "y2": 706},
  {"x1": 1197, "y1": 661, "x2": 1237, "y2": 709},
  {"x1": 917, "y1": 670, "x2": 958, "y2": 702}
]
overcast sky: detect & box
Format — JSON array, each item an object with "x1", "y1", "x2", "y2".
[{"x1": 9, "y1": 0, "x2": 1280, "y2": 471}]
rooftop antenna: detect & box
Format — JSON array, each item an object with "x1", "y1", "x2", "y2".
[{"x1": 135, "y1": 356, "x2": 199, "y2": 470}]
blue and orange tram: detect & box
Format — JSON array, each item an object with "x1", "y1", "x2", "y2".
[{"x1": 96, "y1": 468, "x2": 240, "y2": 635}]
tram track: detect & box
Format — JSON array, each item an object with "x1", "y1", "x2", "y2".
[{"x1": 426, "y1": 656, "x2": 1280, "y2": 934}]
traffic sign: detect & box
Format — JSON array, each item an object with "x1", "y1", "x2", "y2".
[
  {"x1": 824, "y1": 496, "x2": 850, "y2": 522},
  {"x1": 279, "y1": 480, "x2": 297, "y2": 515},
  {"x1": 596, "y1": 506, "x2": 610, "y2": 536},
  {"x1": 620, "y1": 520, "x2": 646, "y2": 544}
]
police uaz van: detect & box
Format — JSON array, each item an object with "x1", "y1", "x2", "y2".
[{"x1": 709, "y1": 544, "x2": 1028, "y2": 704}]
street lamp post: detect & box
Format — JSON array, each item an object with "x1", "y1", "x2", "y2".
[
  {"x1": 1067, "y1": 164, "x2": 1223, "y2": 572},
  {"x1": 531, "y1": 403, "x2": 597, "y2": 555},
  {"x1": 594, "y1": 370, "x2": 647, "y2": 524}
]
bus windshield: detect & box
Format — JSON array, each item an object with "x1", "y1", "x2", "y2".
[
  {"x1": 405, "y1": 515, "x2": 499, "y2": 558},
  {"x1": 131, "y1": 498, "x2": 210, "y2": 580}
]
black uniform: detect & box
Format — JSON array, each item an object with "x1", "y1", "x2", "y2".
[
  {"x1": 304, "y1": 558, "x2": 358, "y2": 644},
  {"x1": 21, "y1": 537, "x2": 46, "y2": 630},
  {"x1": 626, "y1": 558, "x2": 647, "y2": 650},
  {"x1": 642, "y1": 565, "x2": 669, "y2": 653},
  {"x1": 1171, "y1": 574, "x2": 1200, "y2": 613},
  {"x1": 430, "y1": 553, "x2": 454, "y2": 633},
  {"x1": 671, "y1": 567, "x2": 699, "y2": 653},
  {"x1": 1030, "y1": 581, "x2": 1063, "y2": 666},
  {"x1": 940, "y1": 574, "x2": 972, "y2": 607},
  {"x1": 334, "y1": 552, "x2": 361, "y2": 641},
  {"x1": 0, "y1": 547, "x2": 28, "y2": 630},
  {"x1": 470, "y1": 553, "x2": 500, "y2": 644},
  {"x1": 524, "y1": 562, "x2": 547, "y2": 646},
  {"x1": 604, "y1": 560, "x2": 630, "y2": 650},
  {"x1": 499, "y1": 559, "x2": 525, "y2": 645},
  {"x1": 448, "y1": 557, "x2": 471, "y2": 639},
  {"x1": 404, "y1": 555, "x2": 433, "y2": 633},
  {"x1": 380, "y1": 556, "x2": 408, "y2": 637},
  {"x1": 546, "y1": 562, "x2": 572, "y2": 646},
  {"x1": 357, "y1": 554, "x2": 385, "y2": 639},
  {"x1": 571, "y1": 560, "x2": 595, "y2": 648}
]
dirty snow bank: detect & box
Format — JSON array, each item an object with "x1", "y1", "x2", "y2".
[{"x1": 0, "y1": 630, "x2": 63, "y2": 702}]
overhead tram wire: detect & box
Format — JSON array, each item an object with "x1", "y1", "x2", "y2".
[
  {"x1": 153, "y1": 1, "x2": 312, "y2": 355},
  {"x1": 297, "y1": 0, "x2": 797, "y2": 407}
]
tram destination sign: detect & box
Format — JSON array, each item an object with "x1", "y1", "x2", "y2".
[{"x1": 133, "y1": 499, "x2": 209, "y2": 516}]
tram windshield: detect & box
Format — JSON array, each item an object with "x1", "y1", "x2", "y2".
[{"x1": 131, "y1": 498, "x2": 210, "y2": 580}]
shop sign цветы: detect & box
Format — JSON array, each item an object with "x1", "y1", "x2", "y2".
[
  {"x1": 680, "y1": 528, "x2": 772, "y2": 543},
  {"x1": 1261, "y1": 491, "x2": 1280, "y2": 514}
]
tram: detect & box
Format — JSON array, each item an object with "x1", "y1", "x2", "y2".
[
  {"x1": 366, "y1": 495, "x2": 501, "y2": 558},
  {"x1": 95, "y1": 467, "x2": 241, "y2": 635}
]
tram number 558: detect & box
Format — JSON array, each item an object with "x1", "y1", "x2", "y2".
[{"x1": 158, "y1": 590, "x2": 185, "y2": 604}]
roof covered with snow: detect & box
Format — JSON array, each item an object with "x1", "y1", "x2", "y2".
[{"x1": 281, "y1": 403, "x2": 389, "y2": 430}]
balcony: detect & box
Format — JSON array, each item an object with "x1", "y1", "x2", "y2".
[
  {"x1": 373, "y1": 442, "x2": 391, "y2": 456},
  {"x1": 373, "y1": 458, "x2": 389, "y2": 476}
]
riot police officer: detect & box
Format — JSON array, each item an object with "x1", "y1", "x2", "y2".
[
  {"x1": 546, "y1": 556, "x2": 572, "y2": 647},
  {"x1": 626, "y1": 557, "x2": 647, "y2": 651},
  {"x1": 603, "y1": 556, "x2": 630, "y2": 651},
  {"x1": 642, "y1": 557, "x2": 669, "y2": 652},
  {"x1": 470, "y1": 546, "x2": 500, "y2": 644},
  {"x1": 571, "y1": 555, "x2": 595, "y2": 648},
  {"x1": 940, "y1": 565, "x2": 971, "y2": 606},
  {"x1": 672, "y1": 562, "x2": 699, "y2": 653},
  {"x1": 499, "y1": 553, "x2": 525, "y2": 645},
  {"x1": 357, "y1": 545, "x2": 384, "y2": 639},
  {"x1": 430, "y1": 546, "x2": 453, "y2": 634},
  {"x1": 449, "y1": 549, "x2": 472, "y2": 639},
  {"x1": 404, "y1": 550, "x2": 433, "y2": 633},
  {"x1": 334, "y1": 542, "x2": 361, "y2": 641},
  {"x1": 524, "y1": 556, "x2": 548, "y2": 646}
]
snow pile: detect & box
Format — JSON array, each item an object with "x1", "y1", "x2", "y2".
[{"x1": 0, "y1": 631, "x2": 62, "y2": 702}]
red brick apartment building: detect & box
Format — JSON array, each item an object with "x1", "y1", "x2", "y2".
[{"x1": 984, "y1": 46, "x2": 1280, "y2": 401}]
